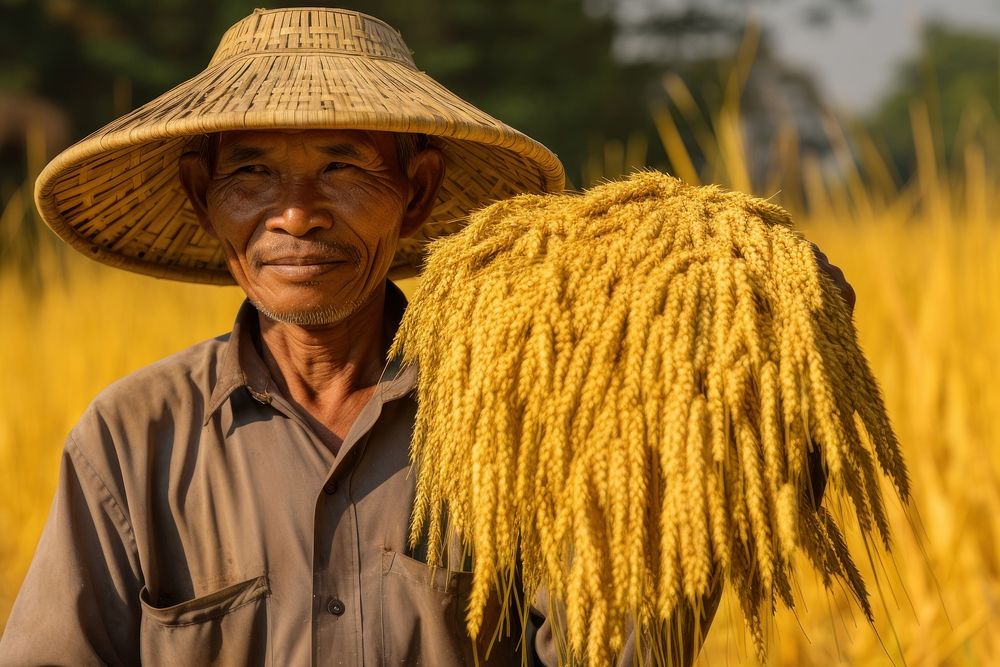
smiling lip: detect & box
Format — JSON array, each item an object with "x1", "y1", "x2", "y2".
[{"x1": 261, "y1": 256, "x2": 350, "y2": 279}]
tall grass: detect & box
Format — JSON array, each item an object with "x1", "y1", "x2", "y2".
[
  {"x1": 645, "y1": 31, "x2": 1000, "y2": 665},
  {"x1": 1, "y1": 39, "x2": 998, "y2": 664}
]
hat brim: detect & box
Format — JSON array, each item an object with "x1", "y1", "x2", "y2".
[{"x1": 35, "y1": 52, "x2": 565, "y2": 284}]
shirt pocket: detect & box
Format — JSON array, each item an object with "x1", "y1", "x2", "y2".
[
  {"x1": 380, "y1": 549, "x2": 477, "y2": 665},
  {"x1": 139, "y1": 575, "x2": 271, "y2": 666}
]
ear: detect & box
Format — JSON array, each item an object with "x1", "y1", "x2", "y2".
[
  {"x1": 399, "y1": 146, "x2": 445, "y2": 239},
  {"x1": 178, "y1": 152, "x2": 216, "y2": 238}
]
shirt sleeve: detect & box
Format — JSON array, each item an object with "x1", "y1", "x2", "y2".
[{"x1": 0, "y1": 431, "x2": 142, "y2": 666}]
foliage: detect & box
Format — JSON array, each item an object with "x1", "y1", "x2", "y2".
[
  {"x1": 0, "y1": 0, "x2": 866, "y2": 193},
  {"x1": 647, "y1": 29, "x2": 831, "y2": 201},
  {"x1": 867, "y1": 22, "x2": 1000, "y2": 181},
  {"x1": 592, "y1": 0, "x2": 863, "y2": 64},
  {"x1": 0, "y1": 0, "x2": 653, "y2": 187},
  {"x1": 0, "y1": 0, "x2": 256, "y2": 138}
]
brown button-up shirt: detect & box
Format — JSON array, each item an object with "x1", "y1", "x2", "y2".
[
  {"x1": 1, "y1": 284, "x2": 533, "y2": 666},
  {"x1": 1, "y1": 283, "x2": 717, "y2": 666}
]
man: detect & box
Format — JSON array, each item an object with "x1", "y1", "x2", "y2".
[
  {"x1": 2, "y1": 7, "x2": 565, "y2": 664},
  {"x1": 2, "y1": 7, "x2": 851, "y2": 665}
]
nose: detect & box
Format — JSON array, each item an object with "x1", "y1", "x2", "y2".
[{"x1": 265, "y1": 181, "x2": 334, "y2": 236}]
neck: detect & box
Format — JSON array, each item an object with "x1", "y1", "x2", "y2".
[{"x1": 257, "y1": 282, "x2": 390, "y2": 450}]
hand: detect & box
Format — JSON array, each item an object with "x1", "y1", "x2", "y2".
[{"x1": 811, "y1": 243, "x2": 856, "y2": 314}]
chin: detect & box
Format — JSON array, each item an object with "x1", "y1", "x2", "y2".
[
  {"x1": 250, "y1": 298, "x2": 363, "y2": 326},
  {"x1": 243, "y1": 265, "x2": 388, "y2": 326}
]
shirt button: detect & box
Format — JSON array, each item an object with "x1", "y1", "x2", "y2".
[
  {"x1": 326, "y1": 598, "x2": 346, "y2": 616},
  {"x1": 323, "y1": 480, "x2": 338, "y2": 495}
]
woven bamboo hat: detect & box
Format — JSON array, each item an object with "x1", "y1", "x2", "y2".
[{"x1": 34, "y1": 7, "x2": 565, "y2": 284}]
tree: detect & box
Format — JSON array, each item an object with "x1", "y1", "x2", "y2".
[
  {"x1": 0, "y1": 0, "x2": 654, "y2": 188},
  {"x1": 867, "y1": 22, "x2": 1000, "y2": 181},
  {"x1": 1, "y1": 0, "x2": 857, "y2": 188}
]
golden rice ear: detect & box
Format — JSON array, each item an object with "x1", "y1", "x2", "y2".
[{"x1": 393, "y1": 171, "x2": 908, "y2": 664}]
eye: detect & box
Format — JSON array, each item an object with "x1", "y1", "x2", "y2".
[
  {"x1": 235, "y1": 165, "x2": 268, "y2": 175},
  {"x1": 324, "y1": 162, "x2": 349, "y2": 172}
]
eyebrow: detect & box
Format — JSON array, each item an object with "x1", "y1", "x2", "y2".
[
  {"x1": 219, "y1": 145, "x2": 267, "y2": 163},
  {"x1": 219, "y1": 143, "x2": 366, "y2": 164},
  {"x1": 318, "y1": 143, "x2": 364, "y2": 160}
]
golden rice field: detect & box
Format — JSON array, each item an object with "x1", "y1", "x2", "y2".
[
  {"x1": 1, "y1": 192, "x2": 997, "y2": 664},
  {"x1": 1, "y1": 52, "x2": 998, "y2": 661},
  {"x1": 700, "y1": 209, "x2": 1000, "y2": 666}
]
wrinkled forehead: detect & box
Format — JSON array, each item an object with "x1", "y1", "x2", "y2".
[{"x1": 213, "y1": 128, "x2": 394, "y2": 160}]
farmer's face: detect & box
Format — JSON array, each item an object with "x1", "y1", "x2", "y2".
[{"x1": 179, "y1": 129, "x2": 443, "y2": 325}]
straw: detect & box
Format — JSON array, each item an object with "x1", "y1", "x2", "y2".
[{"x1": 34, "y1": 7, "x2": 565, "y2": 283}]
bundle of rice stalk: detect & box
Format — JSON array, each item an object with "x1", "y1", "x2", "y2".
[{"x1": 391, "y1": 171, "x2": 909, "y2": 664}]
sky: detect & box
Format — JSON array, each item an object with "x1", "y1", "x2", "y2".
[{"x1": 756, "y1": 0, "x2": 1000, "y2": 113}]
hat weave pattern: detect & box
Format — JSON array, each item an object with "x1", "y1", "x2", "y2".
[{"x1": 36, "y1": 8, "x2": 565, "y2": 283}]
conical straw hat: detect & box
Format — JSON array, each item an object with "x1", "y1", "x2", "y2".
[{"x1": 34, "y1": 7, "x2": 566, "y2": 284}]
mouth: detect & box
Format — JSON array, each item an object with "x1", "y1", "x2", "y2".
[
  {"x1": 251, "y1": 239, "x2": 363, "y2": 281},
  {"x1": 266, "y1": 255, "x2": 347, "y2": 266},
  {"x1": 260, "y1": 256, "x2": 352, "y2": 279}
]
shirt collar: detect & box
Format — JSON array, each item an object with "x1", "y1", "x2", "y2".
[{"x1": 204, "y1": 280, "x2": 415, "y2": 423}]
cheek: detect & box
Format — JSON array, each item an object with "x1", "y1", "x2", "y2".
[
  {"x1": 354, "y1": 219, "x2": 403, "y2": 273},
  {"x1": 337, "y1": 177, "x2": 407, "y2": 216},
  {"x1": 207, "y1": 178, "x2": 280, "y2": 221},
  {"x1": 339, "y1": 187, "x2": 407, "y2": 246},
  {"x1": 205, "y1": 190, "x2": 262, "y2": 251}
]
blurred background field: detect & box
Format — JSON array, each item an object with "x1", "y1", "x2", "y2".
[{"x1": 2, "y1": 0, "x2": 999, "y2": 664}]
